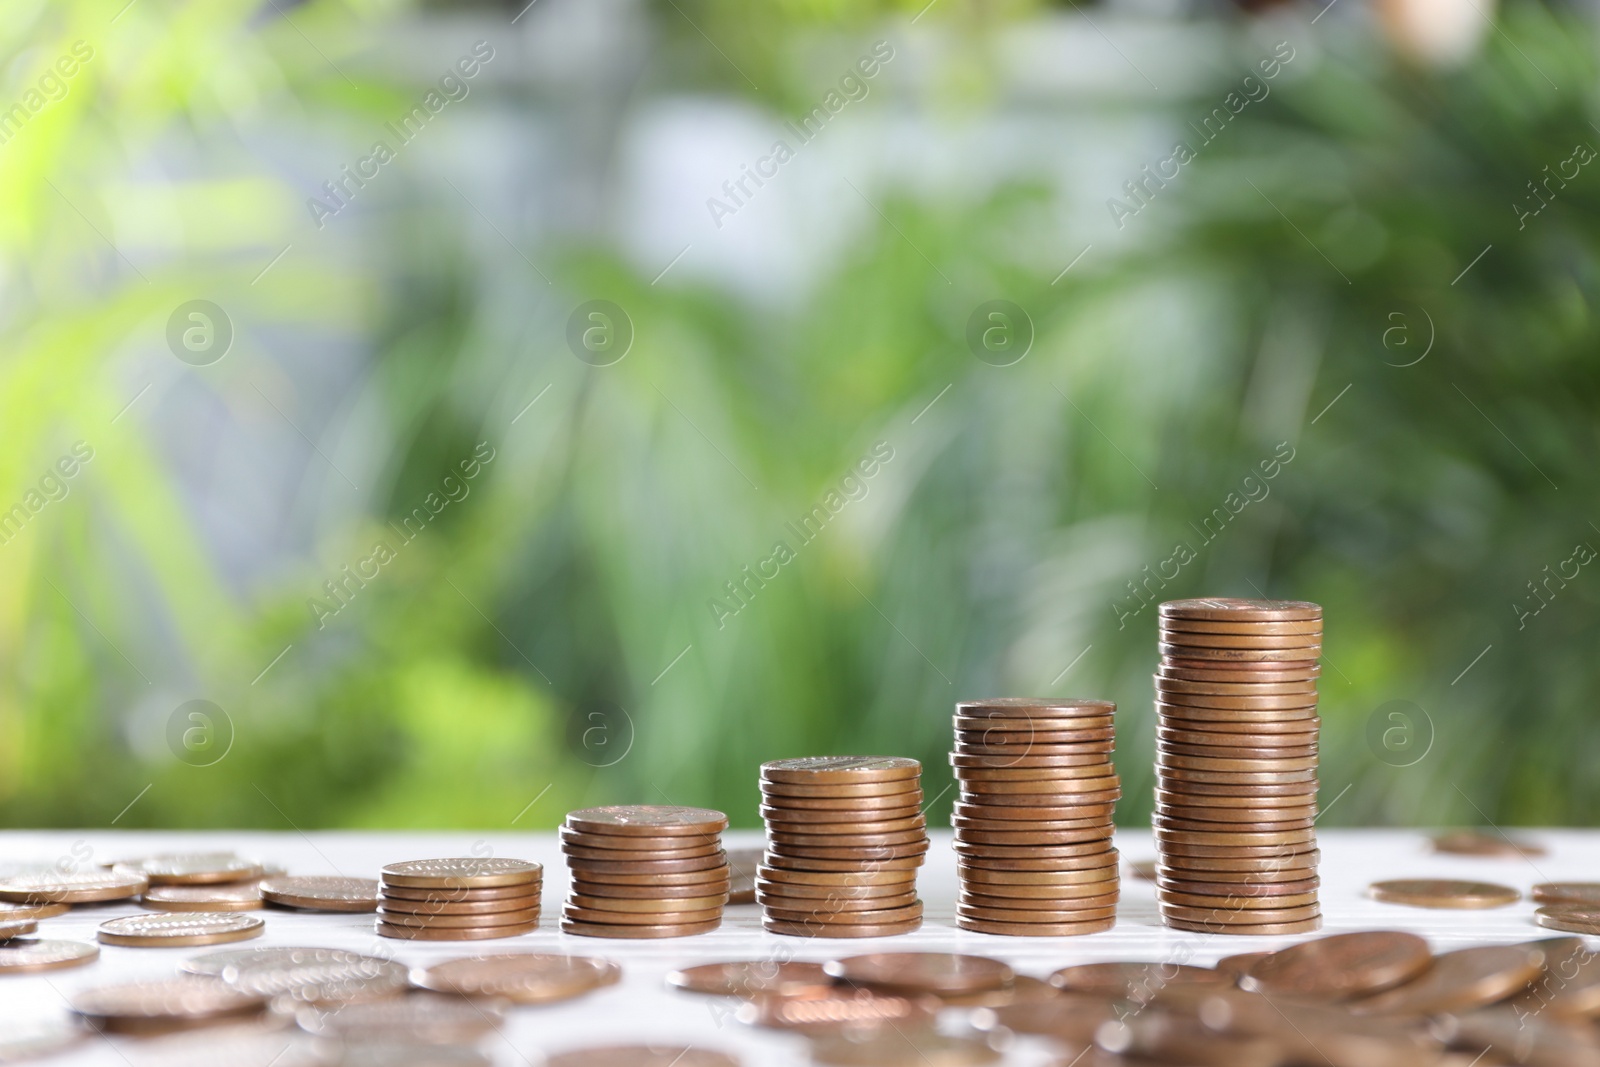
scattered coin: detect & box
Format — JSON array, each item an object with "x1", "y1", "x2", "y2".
[
  {"x1": 70, "y1": 976, "x2": 266, "y2": 1034},
  {"x1": 1429, "y1": 831, "x2": 1546, "y2": 858},
  {"x1": 1213, "y1": 952, "x2": 1270, "y2": 979},
  {"x1": 416, "y1": 952, "x2": 622, "y2": 1003},
  {"x1": 0, "y1": 918, "x2": 38, "y2": 940},
  {"x1": 1534, "y1": 884, "x2": 1600, "y2": 906},
  {"x1": 1368, "y1": 879, "x2": 1519, "y2": 909},
  {"x1": 738, "y1": 987, "x2": 940, "y2": 1033},
  {"x1": 1049, "y1": 962, "x2": 1228, "y2": 999},
  {"x1": 117, "y1": 853, "x2": 265, "y2": 885},
  {"x1": 296, "y1": 992, "x2": 503, "y2": 1043},
  {"x1": 0, "y1": 938, "x2": 99, "y2": 973},
  {"x1": 542, "y1": 1046, "x2": 739, "y2": 1067},
  {"x1": 99, "y1": 912, "x2": 265, "y2": 948},
  {"x1": 1351, "y1": 944, "x2": 1545, "y2": 1015},
  {"x1": 1245, "y1": 931, "x2": 1433, "y2": 999},
  {"x1": 809, "y1": 1028, "x2": 1002, "y2": 1066},
  {"x1": 0, "y1": 868, "x2": 147, "y2": 903},
  {"x1": 261, "y1": 876, "x2": 380, "y2": 912},
  {"x1": 825, "y1": 953, "x2": 1014, "y2": 995},
  {"x1": 0, "y1": 900, "x2": 69, "y2": 920},
  {"x1": 668, "y1": 960, "x2": 835, "y2": 997},
  {"x1": 1535, "y1": 905, "x2": 1600, "y2": 936},
  {"x1": 141, "y1": 882, "x2": 264, "y2": 912},
  {"x1": 218, "y1": 947, "x2": 410, "y2": 1004}
]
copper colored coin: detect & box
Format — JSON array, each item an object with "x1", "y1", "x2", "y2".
[
  {"x1": 1159, "y1": 768, "x2": 1316, "y2": 786},
  {"x1": 1158, "y1": 753, "x2": 1319, "y2": 773},
  {"x1": 1156, "y1": 851, "x2": 1318, "y2": 873},
  {"x1": 69, "y1": 976, "x2": 266, "y2": 1034},
  {"x1": 767, "y1": 831, "x2": 927, "y2": 850},
  {"x1": 380, "y1": 894, "x2": 541, "y2": 915},
  {"x1": 0, "y1": 939, "x2": 98, "y2": 973},
  {"x1": 562, "y1": 905, "x2": 717, "y2": 926},
  {"x1": 955, "y1": 840, "x2": 1114, "y2": 859},
  {"x1": 1155, "y1": 677, "x2": 1317, "y2": 696},
  {"x1": 542, "y1": 1046, "x2": 738, "y2": 1067},
  {"x1": 1165, "y1": 916, "x2": 1322, "y2": 935},
  {"x1": 953, "y1": 715, "x2": 1114, "y2": 734},
  {"x1": 0, "y1": 919, "x2": 37, "y2": 940},
  {"x1": 98, "y1": 913, "x2": 265, "y2": 948},
  {"x1": 1160, "y1": 616, "x2": 1323, "y2": 635},
  {"x1": 756, "y1": 865, "x2": 918, "y2": 886},
  {"x1": 1158, "y1": 707, "x2": 1318, "y2": 726},
  {"x1": 1155, "y1": 802, "x2": 1317, "y2": 822},
  {"x1": 381, "y1": 881, "x2": 538, "y2": 902},
  {"x1": 564, "y1": 806, "x2": 728, "y2": 837},
  {"x1": 954, "y1": 766, "x2": 1116, "y2": 783},
  {"x1": 956, "y1": 916, "x2": 1116, "y2": 936},
  {"x1": 958, "y1": 697, "x2": 1117, "y2": 717},
  {"x1": 1430, "y1": 830, "x2": 1546, "y2": 858},
  {"x1": 1155, "y1": 827, "x2": 1316, "y2": 847},
  {"x1": 1048, "y1": 961, "x2": 1227, "y2": 997},
  {"x1": 758, "y1": 891, "x2": 919, "y2": 914},
  {"x1": 771, "y1": 844, "x2": 928, "y2": 862},
  {"x1": 1159, "y1": 718, "x2": 1320, "y2": 738},
  {"x1": 959, "y1": 853, "x2": 1117, "y2": 872},
  {"x1": 959, "y1": 878, "x2": 1117, "y2": 900},
  {"x1": 1535, "y1": 906, "x2": 1600, "y2": 935},
  {"x1": 761, "y1": 757, "x2": 921, "y2": 785},
  {"x1": 117, "y1": 854, "x2": 265, "y2": 886},
  {"x1": 961, "y1": 864, "x2": 1118, "y2": 886},
  {"x1": 953, "y1": 815, "x2": 1113, "y2": 832},
  {"x1": 1159, "y1": 743, "x2": 1318, "y2": 762},
  {"x1": 381, "y1": 858, "x2": 543, "y2": 889},
  {"x1": 1368, "y1": 879, "x2": 1519, "y2": 909},
  {"x1": 567, "y1": 854, "x2": 727, "y2": 875},
  {"x1": 562, "y1": 827, "x2": 725, "y2": 850},
  {"x1": 960, "y1": 891, "x2": 1120, "y2": 913},
  {"x1": 562, "y1": 844, "x2": 723, "y2": 863},
  {"x1": 0, "y1": 901, "x2": 69, "y2": 921},
  {"x1": 1533, "y1": 883, "x2": 1600, "y2": 906},
  {"x1": 1161, "y1": 902, "x2": 1320, "y2": 924},
  {"x1": 570, "y1": 880, "x2": 728, "y2": 902},
  {"x1": 1159, "y1": 598, "x2": 1321, "y2": 621},
  {"x1": 1155, "y1": 690, "x2": 1320, "y2": 711},
  {"x1": 1158, "y1": 643, "x2": 1320, "y2": 663},
  {"x1": 1159, "y1": 781, "x2": 1318, "y2": 798},
  {"x1": 761, "y1": 779, "x2": 922, "y2": 799},
  {"x1": 1156, "y1": 875, "x2": 1319, "y2": 897},
  {"x1": 825, "y1": 952, "x2": 1014, "y2": 995},
  {"x1": 1160, "y1": 664, "x2": 1319, "y2": 683},
  {"x1": 763, "y1": 916, "x2": 921, "y2": 938},
  {"x1": 667, "y1": 960, "x2": 834, "y2": 997},
  {"x1": 0, "y1": 869, "x2": 148, "y2": 903},
  {"x1": 766, "y1": 900, "x2": 922, "y2": 922},
  {"x1": 1157, "y1": 791, "x2": 1317, "y2": 810},
  {"x1": 754, "y1": 876, "x2": 914, "y2": 898},
  {"x1": 955, "y1": 743, "x2": 1114, "y2": 758},
  {"x1": 1155, "y1": 817, "x2": 1316, "y2": 834},
  {"x1": 416, "y1": 953, "x2": 621, "y2": 1003},
  {"x1": 378, "y1": 920, "x2": 539, "y2": 940},
  {"x1": 955, "y1": 829, "x2": 1112, "y2": 847},
  {"x1": 762, "y1": 814, "x2": 926, "y2": 835},
  {"x1": 956, "y1": 727, "x2": 1114, "y2": 744},
  {"x1": 1164, "y1": 657, "x2": 1318, "y2": 674},
  {"x1": 380, "y1": 906, "x2": 542, "y2": 929},
  {"x1": 1160, "y1": 888, "x2": 1319, "y2": 910},
  {"x1": 1157, "y1": 731, "x2": 1317, "y2": 752},
  {"x1": 1162, "y1": 630, "x2": 1322, "y2": 649},
  {"x1": 1128, "y1": 860, "x2": 1157, "y2": 882},
  {"x1": 561, "y1": 918, "x2": 720, "y2": 939},
  {"x1": 565, "y1": 866, "x2": 731, "y2": 887},
  {"x1": 140, "y1": 882, "x2": 264, "y2": 912},
  {"x1": 953, "y1": 802, "x2": 1116, "y2": 821},
  {"x1": 958, "y1": 782, "x2": 1120, "y2": 800},
  {"x1": 954, "y1": 907, "x2": 1117, "y2": 927},
  {"x1": 737, "y1": 987, "x2": 939, "y2": 1033},
  {"x1": 1244, "y1": 931, "x2": 1432, "y2": 999},
  {"x1": 1352, "y1": 944, "x2": 1545, "y2": 1015},
  {"x1": 950, "y1": 754, "x2": 1111, "y2": 771},
  {"x1": 763, "y1": 791, "x2": 925, "y2": 811},
  {"x1": 1159, "y1": 842, "x2": 1318, "y2": 859},
  {"x1": 1214, "y1": 952, "x2": 1270, "y2": 978},
  {"x1": 260, "y1": 876, "x2": 380, "y2": 912}
]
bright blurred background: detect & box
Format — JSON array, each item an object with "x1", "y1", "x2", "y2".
[{"x1": 3, "y1": 0, "x2": 1596, "y2": 832}]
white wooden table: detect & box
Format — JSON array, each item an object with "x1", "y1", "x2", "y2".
[{"x1": 0, "y1": 828, "x2": 1586, "y2": 1065}]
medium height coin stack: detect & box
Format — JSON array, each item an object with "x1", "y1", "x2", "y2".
[
  {"x1": 952, "y1": 698, "x2": 1121, "y2": 935},
  {"x1": 1154, "y1": 597, "x2": 1323, "y2": 934},
  {"x1": 757, "y1": 757, "x2": 926, "y2": 937},
  {"x1": 561, "y1": 806, "x2": 730, "y2": 938},
  {"x1": 377, "y1": 858, "x2": 542, "y2": 940}
]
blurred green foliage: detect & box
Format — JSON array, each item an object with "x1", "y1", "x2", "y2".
[{"x1": 2, "y1": 0, "x2": 1597, "y2": 831}]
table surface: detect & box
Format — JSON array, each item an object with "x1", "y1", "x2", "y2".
[{"x1": 0, "y1": 828, "x2": 1587, "y2": 1066}]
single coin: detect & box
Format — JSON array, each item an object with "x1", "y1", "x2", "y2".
[
  {"x1": 1157, "y1": 753, "x2": 1319, "y2": 773},
  {"x1": 564, "y1": 805, "x2": 729, "y2": 837},
  {"x1": 1244, "y1": 931, "x2": 1432, "y2": 999},
  {"x1": 764, "y1": 808, "x2": 924, "y2": 828},
  {"x1": 958, "y1": 878, "x2": 1117, "y2": 901},
  {"x1": 1158, "y1": 781, "x2": 1318, "y2": 798},
  {"x1": 221, "y1": 947, "x2": 411, "y2": 1004},
  {"x1": 416, "y1": 952, "x2": 622, "y2": 1003},
  {"x1": 953, "y1": 802, "x2": 1116, "y2": 822},
  {"x1": 764, "y1": 901, "x2": 923, "y2": 924},
  {"x1": 955, "y1": 840, "x2": 1114, "y2": 859},
  {"x1": 1160, "y1": 902, "x2": 1320, "y2": 924},
  {"x1": 1214, "y1": 952, "x2": 1270, "y2": 979},
  {"x1": 1535, "y1": 905, "x2": 1600, "y2": 935},
  {"x1": 953, "y1": 815, "x2": 1113, "y2": 832},
  {"x1": 1164, "y1": 916, "x2": 1322, "y2": 935},
  {"x1": 0, "y1": 900, "x2": 69, "y2": 921},
  {"x1": 118, "y1": 853, "x2": 265, "y2": 886},
  {"x1": 1368, "y1": 879, "x2": 1519, "y2": 909},
  {"x1": 726, "y1": 846, "x2": 759, "y2": 906},
  {"x1": 1430, "y1": 830, "x2": 1546, "y2": 858},
  {"x1": 1160, "y1": 617, "x2": 1323, "y2": 635},
  {"x1": 1159, "y1": 744, "x2": 1318, "y2": 763},
  {"x1": 1163, "y1": 656, "x2": 1318, "y2": 673},
  {"x1": 953, "y1": 715, "x2": 1115, "y2": 733},
  {"x1": 950, "y1": 754, "x2": 1110, "y2": 770},
  {"x1": 1156, "y1": 875, "x2": 1319, "y2": 897},
  {"x1": 561, "y1": 918, "x2": 720, "y2": 939},
  {"x1": 1159, "y1": 889, "x2": 1319, "y2": 910},
  {"x1": 378, "y1": 920, "x2": 539, "y2": 941},
  {"x1": 562, "y1": 843, "x2": 723, "y2": 863},
  {"x1": 772, "y1": 844, "x2": 929, "y2": 861},
  {"x1": 567, "y1": 854, "x2": 727, "y2": 875},
  {"x1": 957, "y1": 782, "x2": 1120, "y2": 800},
  {"x1": 954, "y1": 743, "x2": 1113, "y2": 759},
  {"x1": 762, "y1": 897, "x2": 920, "y2": 920},
  {"x1": 571, "y1": 880, "x2": 729, "y2": 901},
  {"x1": 762, "y1": 855, "x2": 923, "y2": 875},
  {"x1": 1507, "y1": 937, "x2": 1600, "y2": 1017},
  {"x1": 565, "y1": 866, "x2": 731, "y2": 886},
  {"x1": 1048, "y1": 961, "x2": 1227, "y2": 997},
  {"x1": 959, "y1": 854, "x2": 1117, "y2": 873},
  {"x1": 1154, "y1": 828, "x2": 1316, "y2": 847},
  {"x1": 954, "y1": 766, "x2": 1116, "y2": 783},
  {"x1": 0, "y1": 869, "x2": 147, "y2": 903},
  {"x1": 809, "y1": 1029, "x2": 1002, "y2": 1066},
  {"x1": 562, "y1": 904, "x2": 717, "y2": 926},
  {"x1": 1161, "y1": 629, "x2": 1322, "y2": 649},
  {"x1": 381, "y1": 906, "x2": 541, "y2": 928},
  {"x1": 763, "y1": 916, "x2": 921, "y2": 937},
  {"x1": 1154, "y1": 851, "x2": 1319, "y2": 873},
  {"x1": 957, "y1": 904, "x2": 1117, "y2": 924},
  {"x1": 0, "y1": 918, "x2": 38, "y2": 940},
  {"x1": 960, "y1": 865, "x2": 1117, "y2": 887},
  {"x1": 754, "y1": 877, "x2": 914, "y2": 899},
  {"x1": 1159, "y1": 842, "x2": 1319, "y2": 859},
  {"x1": 1159, "y1": 768, "x2": 1316, "y2": 786},
  {"x1": 762, "y1": 814, "x2": 927, "y2": 835},
  {"x1": 768, "y1": 832, "x2": 927, "y2": 850},
  {"x1": 1154, "y1": 810, "x2": 1316, "y2": 830},
  {"x1": 0, "y1": 938, "x2": 98, "y2": 973},
  {"x1": 738, "y1": 987, "x2": 939, "y2": 1032},
  {"x1": 1156, "y1": 792, "x2": 1317, "y2": 810},
  {"x1": 1533, "y1": 883, "x2": 1600, "y2": 906},
  {"x1": 1155, "y1": 678, "x2": 1318, "y2": 697},
  {"x1": 762, "y1": 779, "x2": 922, "y2": 799},
  {"x1": 381, "y1": 881, "x2": 538, "y2": 902},
  {"x1": 1158, "y1": 643, "x2": 1320, "y2": 663},
  {"x1": 755, "y1": 866, "x2": 915, "y2": 887},
  {"x1": 1154, "y1": 688, "x2": 1320, "y2": 710},
  {"x1": 296, "y1": 992, "x2": 504, "y2": 1043},
  {"x1": 958, "y1": 697, "x2": 1117, "y2": 717},
  {"x1": 762, "y1": 757, "x2": 921, "y2": 785},
  {"x1": 1159, "y1": 597, "x2": 1321, "y2": 620},
  {"x1": 761, "y1": 791, "x2": 925, "y2": 812},
  {"x1": 1160, "y1": 665, "x2": 1320, "y2": 684},
  {"x1": 668, "y1": 959, "x2": 834, "y2": 998},
  {"x1": 956, "y1": 916, "x2": 1116, "y2": 936},
  {"x1": 99, "y1": 912, "x2": 264, "y2": 947},
  {"x1": 1352, "y1": 944, "x2": 1545, "y2": 1015},
  {"x1": 70, "y1": 976, "x2": 265, "y2": 1034},
  {"x1": 956, "y1": 727, "x2": 1114, "y2": 744},
  {"x1": 261, "y1": 875, "x2": 380, "y2": 912},
  {"x1": 141, "y1": 882, "x2": 264, "y2": 912},
  {"x1": 572, "y1": 894, "x2": 729, "y2": 916},
  {"x1": 960, "y1": 891, "x2": 1119, "y2": 913},
  {"x1": 542, "y1": 1046, "x2": 738, "y2": 1067},
  {"x1": 955, "y1": 829, "x2": 1113, "y2": 846},
  {"x1": 381, "y1": 858, "x2": 542, "y2": 889},
  {"x1": 1159, "y1": 719, "x2": 1320, "y2": 739}
]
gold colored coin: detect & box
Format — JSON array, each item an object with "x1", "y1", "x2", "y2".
[
  {"x1": 98, "y1": 912, "x2": 265, "y2": 947},
  {"x1": 416, "y1": 953, "x2": 622, "y2": 1004},
  {"x1": 1159, "y1": 617, "x2": 1324, "y2": 635},
  {"x1": 1367, "y1": 879, "x2": 1519, "y2": 909}
]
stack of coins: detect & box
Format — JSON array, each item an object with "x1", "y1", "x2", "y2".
[
  {"x1": 951, "y1": 698, "x2": 1121, "y2": 936},
  {"x1": 757, "y1": 757, "x2": 927, "y2": 937},
  {"x1": 561, "y1": 806, "x2": 729, "y2": 938},
  {"x1": 377, "y1": 859, "x2": 542, "y2": 941},
  {"x1": 1154, "y1": 597, "x2": 1323, "y2": 934}
]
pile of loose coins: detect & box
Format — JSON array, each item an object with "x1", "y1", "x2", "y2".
[
  {"x1": 757, "y1": 757, "x2": 927, "y2": 937},
  {"x1": 377, "y1": 858, "x2": 543, "y2": 940},
  {"x1": 951, "y1": 698, "x2": 1121, "y2": 936},
  {"x1": 561, "y1": 806, "x2": 730, "y2": 938},
  {"x1": 1154, "y1": 597, "x2": 1323, "y2": 934}
]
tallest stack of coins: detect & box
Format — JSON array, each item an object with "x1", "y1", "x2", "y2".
[{"x1": 1154, "y1": 598, "x2": 1323, "y2": 935}]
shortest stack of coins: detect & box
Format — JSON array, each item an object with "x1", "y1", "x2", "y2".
[
  {"x1": 952, "y1": 698, "x2": 1121, "y2": 936},
  {"x1": 1154, "y1": 597, "x2": 1322, "y2": 935},
  {"x1": 377, "y1": 858, "x2": 542, "y2": 940},
  {"x1": 561, "y1": 806, "x2": 729, "y2": 938},
  {"x1": 758, "y1": 757, "x2": 927, "y2": 937}
]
